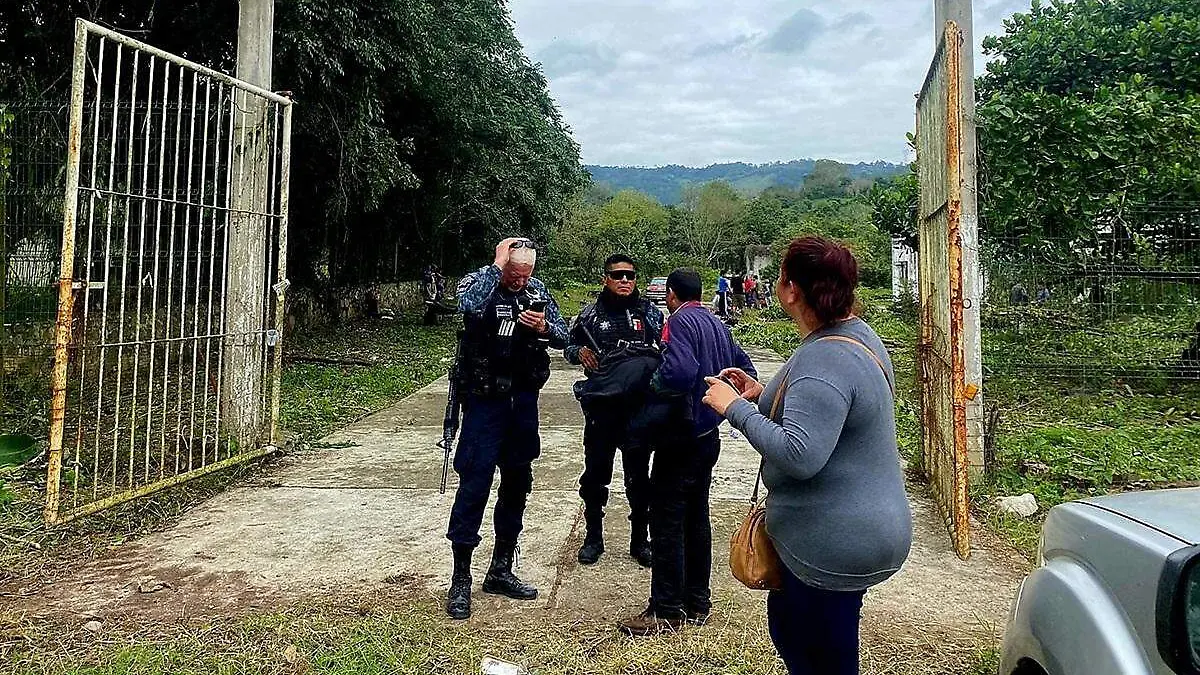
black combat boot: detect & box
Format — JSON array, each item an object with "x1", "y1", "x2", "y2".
[
  {"x1": 577, "y1": 512, "x2": 605, "y2": 565},
  {"x1": 446, "y1": 544, "x2": 473, "y2": 620},
  {"x1": 482, "y1": 540, "x2": 538, "y2": 600},
  {"x1": 629, "y1": 519, "x2": 652, "y2": 568}
]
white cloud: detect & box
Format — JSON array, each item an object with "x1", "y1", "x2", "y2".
[{"x1": 510, "y1": 0, "x2": 1031, "y2": 166}]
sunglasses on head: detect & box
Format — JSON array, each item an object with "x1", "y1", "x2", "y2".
[
  {"x1": 606, "y1": 269, "x2": 637, "y2": 281},
  {"x1": 509, "y1": 239, "x2": 537, "y2": 250}
]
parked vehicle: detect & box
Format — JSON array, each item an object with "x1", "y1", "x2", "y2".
[
  {"x1": 1000, "y1": 488, "x2": 1200, "y2": 675},
  {"x1": 645, "y1": 277, "x2": 668, "y2": 304}
]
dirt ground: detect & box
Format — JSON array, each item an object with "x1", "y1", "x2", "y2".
[{"x1": 1, "y1": 349, "x2": 1029, "y2": 673}]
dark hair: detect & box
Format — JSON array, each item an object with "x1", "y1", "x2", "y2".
[
  {"x1": 781, "y1": 236, "x2": 858, "y2": 325},
  {"x1": 666, "y1": 268, "x2": 702, "y2": 302},
  {"x1": 604, "y1": 253, "x2": 636, "y2": 271}
]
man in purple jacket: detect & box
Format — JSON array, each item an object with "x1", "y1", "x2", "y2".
[{"x1": 619, "y1": 268, "x2": 758, "y2": 636}]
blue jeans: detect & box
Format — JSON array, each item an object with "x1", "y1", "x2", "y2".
[
  {"x1": 767, "y1": 567, "x2": 867, "y2": 675},
  {"x1": 446, "y1": 391, "x2": 540, "y2": 549}
]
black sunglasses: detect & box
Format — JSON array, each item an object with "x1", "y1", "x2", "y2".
[
  {"x1": 606, "y1": 270, "x2": 637, "y2": 281},
  {"x1": 509, "y1": 239, "x2": 537, "y2": 250}
]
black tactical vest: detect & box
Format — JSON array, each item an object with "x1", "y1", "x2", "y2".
[
  {"x1": 579, "y1": 295, "x2": 655, "y2": 354},
  {"x1": 459, "y1": 286, "x2": 552, "y2": 396}
]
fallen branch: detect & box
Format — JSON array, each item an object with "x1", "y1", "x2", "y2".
[{"x1": 284, "y1": 354, "x2": 376, "y2": 367}]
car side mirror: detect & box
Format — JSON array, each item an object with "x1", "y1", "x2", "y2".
[{"x1": 1158, "y1": 544, "x2": 1200, "y2": 674}]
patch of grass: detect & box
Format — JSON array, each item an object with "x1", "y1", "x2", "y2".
[
  {"x1": 967, "y1": 646, "x2": 1001, "y2": 675},
  {"x1": 3, "y1": 602, "x2": 790, "y2": 675},
  {"x1": 280, "y1": 313, "x2": 455, "y2": 444},
  {"x1": 549, "y1": 281, "x2": 598, "y2": 318},
  {"x1": 2, "y1": 599, "x2": 991, "y2": 675}
]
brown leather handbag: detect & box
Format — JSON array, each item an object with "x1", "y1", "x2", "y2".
[{"x1": 729, "y1": 369, "x2": 789, "y2": 591}]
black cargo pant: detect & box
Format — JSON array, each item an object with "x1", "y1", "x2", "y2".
[
  {"x1": 649, "y1": 430, "x2": 720, "y2": 617},
  {"x1": 579, "y1": 399, "x2": 652, "y2": 528}
]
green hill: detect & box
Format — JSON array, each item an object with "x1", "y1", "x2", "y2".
[{"x1": 584, "y1": 160, "x2": 907, "y2": 205}]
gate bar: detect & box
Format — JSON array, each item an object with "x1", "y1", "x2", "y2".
[
  {"x1": 45, "y1": 20, "x2": 89, "y2": 525},
  {"x1": 76, "y1": 20, "x2": 292, "y2": 107}
]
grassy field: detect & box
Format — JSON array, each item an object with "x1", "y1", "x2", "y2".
[
  {"x1": 732, "y1": 290, "x2": 1200, "y2": 560},
  {"x1": 2, "y1": 598, "x2": 1004, "y2": 675}
]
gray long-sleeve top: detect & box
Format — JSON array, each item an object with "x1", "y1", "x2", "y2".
[{"x1": 724, "y1": 317, "x2": 913, "y2": 592}]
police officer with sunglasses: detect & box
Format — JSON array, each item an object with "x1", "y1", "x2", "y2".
[{"x1": 565, "y1": 254, "x2": 665, "y2": 567}]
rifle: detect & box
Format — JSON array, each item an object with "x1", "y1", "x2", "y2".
[{"x1": 438, "y1": 330, "x2": 466, "y2": 494}]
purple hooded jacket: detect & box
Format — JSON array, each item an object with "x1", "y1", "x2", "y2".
[{"x1": 652, "y1": 301, "x2": 758, "y2": 437}]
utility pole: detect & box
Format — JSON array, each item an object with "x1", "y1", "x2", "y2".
[
  {"x1": 224, "y1": 0, "x2": 274, "y2": 447},
  {"x1": 936, "y1": 0, "x2": 984, "y2": 472}
]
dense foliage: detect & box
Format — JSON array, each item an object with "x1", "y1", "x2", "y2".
[
  {"x1": 585, "y1": 159, "x2": 907, "y2": 206},
  {"x1": 976, "y1": 0, "x2": 1200, "y2": 254},
  {"x1": 0, "y1": 0, "x2": 585, "y2": 290},
  {"x1": 545, "y1": 166, "x2": 894, "y2": 288}
]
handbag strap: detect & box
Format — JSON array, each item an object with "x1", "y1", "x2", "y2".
[
  {"x1": 815, "y1": 335, "x2": 894, "y2": 396},
  {"x1": 747, "y1": 334, "x2": 892, "y2": 506}
]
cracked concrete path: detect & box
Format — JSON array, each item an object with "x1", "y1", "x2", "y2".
[{"x1": 6, "y1": 347, "x2": 1028, "y2": 662}]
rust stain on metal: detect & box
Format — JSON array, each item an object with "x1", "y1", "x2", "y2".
[
  {"x1": 45, "y1": 20, "x2": 90, "y2": 525},
  {"x1": 944, "y1": 21, "x2": 972, "y2": 560}
]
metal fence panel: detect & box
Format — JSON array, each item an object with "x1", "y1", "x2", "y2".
[
  {"x1": 917, "y1": 22, "x2": 971, "y2": 559},
  {"x1": 43, "y1": 19, "x2": 293, "y2": 524},
  {"x1": 1, "y1": 102, "x2": 65, "y2": 440}
]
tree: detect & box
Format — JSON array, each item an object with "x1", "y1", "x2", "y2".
[
  {"x1": 798, "y1": 159, "x2": 852, "y2": 200},
  {"x1": 868, "y1": 172, "x2": 918, "y2": 250},
  {"x1": 976, "y1": 0, "x2": 1200, "y2": 258},
  {"x1": 547, "y1": 189, "x2": 670, "y2": 281},
  {"x1": 0, "y1": 0, "x2": 585, "y2": 292},
  {"x1": 677, "y1": 181, "x2": 746, "y2": 267}
]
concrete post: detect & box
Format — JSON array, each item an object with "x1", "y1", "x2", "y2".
[
  {"x1": 936, "y1": 0, "x2": 985, "y2": 473},
  {"x1": 224, "y1": 0, "x2": 274, "y2": 447}
]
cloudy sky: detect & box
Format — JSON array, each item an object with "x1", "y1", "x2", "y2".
[{"x1": 508, "y1": 0, "x2": 1029, "y2": 167}]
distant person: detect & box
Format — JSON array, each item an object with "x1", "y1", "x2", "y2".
[
  {"x1": 1180, "y1": 322, "x2": 1200, "y2": 379},
  {"x1": 702, "y1": 236, "x2": 912, "y2": 674},
  {"x1": 618, "y1": 268, "x2": 758, "y2": 636},
  {"x1": 1035, "y1": 284, "x2": 1050, "y2": 304},
  {"x1": 1010, "y1": 283, "x2": 1029, "y2": 306},
  {"x1": 716, "y1": 273, "x2": 731, "y2": 317},
  {"x1": 744, "y1": 274, "x2": 759, "y2": 309},
  {"x1": 422, "y1": 264, "x2": 448, "y2": 325},
  {"x1": 732, "y1": 272, "x2": 746, "y2": 311},
  {"x1": 565, "y1": 254, "x2": 664, "y2": 568}
]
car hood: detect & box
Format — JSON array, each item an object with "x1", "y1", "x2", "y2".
[{"x1": 1082, "y1": 487, "x2": 1200, "y2": 545}]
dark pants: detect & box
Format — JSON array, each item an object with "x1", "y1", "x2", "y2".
[
  {"x1": 768, "y1": 567, "x2": 867, "y2": 675},
  {"x1": 579, "y1": 401, "x2": 652, "y2": 526},
  {"x1": 446, "y1": 391, "x2": 540, "y2": 549},
  {"x1": 649, "y1": 431, "x2": 720, "y2": 617}
]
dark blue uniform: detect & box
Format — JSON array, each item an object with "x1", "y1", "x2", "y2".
[{"x1": 446, "y1": 264, "x2": 568, "y2": 549}]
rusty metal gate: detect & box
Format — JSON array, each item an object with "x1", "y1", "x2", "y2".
[
  {"x1": 916, "y1": 21, "x2": 971, "y2": 559},
  {"x1": 44, "y1": 20, "x2": 293, "y2": 524}
]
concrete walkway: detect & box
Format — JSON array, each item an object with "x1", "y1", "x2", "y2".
[{"x1": 12, "y1": 349, "x2": 1028, "y2": 670}]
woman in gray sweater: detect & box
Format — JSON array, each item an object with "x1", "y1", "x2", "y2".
[{"x1": 702, "y1": 236, "x2": 912, "y2": 675}]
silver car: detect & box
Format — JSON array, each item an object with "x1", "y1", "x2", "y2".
[{"x1": 1000, "y1": 488, "x2": 1200, "y2": 674}]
